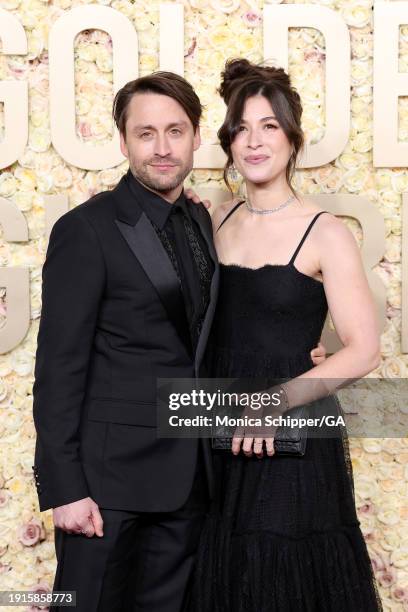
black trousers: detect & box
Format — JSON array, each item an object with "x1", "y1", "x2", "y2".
[{"x1": 50, "y1": 447, "x2": 209, "y2": 612}]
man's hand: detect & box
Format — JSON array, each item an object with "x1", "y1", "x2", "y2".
[
  {"x1": 310, "y1": 341, "x2": 327, "y2": 365},
  {"x1": 52, "y1": 496, "x2": 104, "y2": 537},
  {"x1": 184, "y1": 188, "x2": 212, "y2": 210}
]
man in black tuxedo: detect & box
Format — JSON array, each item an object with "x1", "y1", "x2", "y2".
[{"x1": 32, "y1": 72, "x2": 219, "y2": 612}]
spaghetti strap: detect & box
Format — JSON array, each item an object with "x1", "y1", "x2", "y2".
[
  {"x1": 289, "y1": 211, "x2": 329, "y2": 266},
  {"x1": 216, "y1": 200, "x2": 245, "y2": 233}
]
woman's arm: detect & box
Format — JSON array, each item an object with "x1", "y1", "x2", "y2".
[
  {"x1": 232, "y1": 213, "x2": 381, "y2": 456},
  {"x1": 282, "y1": 213, "x2": 381, "y2": 409}
]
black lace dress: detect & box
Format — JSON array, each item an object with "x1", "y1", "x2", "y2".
[{"x1": 184, "y1": 208, "x2": 382, "y2": 611}]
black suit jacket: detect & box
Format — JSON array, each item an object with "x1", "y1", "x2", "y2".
[{"x1": 32, "y1": 172, "x2": 219, "y2": 512}]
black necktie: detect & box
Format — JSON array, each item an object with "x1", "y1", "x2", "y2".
[{"x1": 169, "y1": 205, "x2": 202, "y2": 340}]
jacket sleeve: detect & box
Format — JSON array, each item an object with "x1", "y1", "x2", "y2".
[{"x1": 32, "y1": 209, "x2": 106, "y2": 511}]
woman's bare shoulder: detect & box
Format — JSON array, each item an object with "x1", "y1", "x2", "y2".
[
  {"x1": 303, "y1": 204, "x2": 356, "y2": 252},
  {"x1": 296, "y1": 196, "x2": 338, "y2": 225},
  {"x1": 296, "y1": 195, "x2": 327, "y2": 214},
  {"x1": 211, "y1": 196, "x2": 244, "y2": 231}
]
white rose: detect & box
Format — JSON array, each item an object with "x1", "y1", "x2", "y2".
[
  {"x1": 342, "y1": 4, "x2": 371, "y2": 28},
  {"x1": 140, "y1": 55, "x2": 159, "y2": 74},
  {"x1": 0, "y1": 358, "x2": 12, "y2": 378},
  {"x1": 351, "y1": 112, "x2": 370, "y2": 132},
  {"x1": 14, "y1": 191, "x2": 33, "y2": 212},
  {"x1": 10, "y1": 351, "x2": 34, "y2": 378},
  {"x1": 29, "y1": 127, "x2": 51, "y2": 153},
  {"x1": 1, "y1": 0, "x2": 21, "y2": 7},
  {"x1": 111, "y1": 0, "x2": 135, "y2": 17},
  {"x1": 384, "y1": 235, "x2": 401, "y2": 263},
  {"x1": 377, "y1": 500, "x2": 402, "y2": 524},
  {"x1": 362, "y1": 439, "x2": 382, "y2": 454},
  {"x1": 351, "y1": 35, "x2": 372, "y2": 60},
  {"x1": 95, "y1": 47, "x2": 113, "y2": 73},
  {"x1": 381, "y1": 357, "x2": 407, "y2": 378},
  {"x1": 99, "y1": 168, "x2": 121, "y2": 187},
  {"x1": 210, "y1": 0, "x2": 240, "y2": 13},
  {"x1": 352, "y1": 132, "x2": 372, "y2": 153},
  {"x1": 14, "y1": 167, "x2": 36, "y2": 191},
  {"x1": 338, "y1": 152, "x2": 364, "y2": 171},
  {"x1": 52, "y1": 166, "x2": 73, "y2": 189},
  {"x1": 351, "y1": 59, "x2": 371, "y2": 86},
  {"x1": 35, "y1": 153, "x2": 54, "y2": 176},
  {"x1": 380, "y1": 327, "x2": 398, "y2": 357},
  {"x1": 27, "y1": 30, "x2": 44, "y2": 61},
  {"x1": 391, "y1": 173, "x2": 408, "y2": 193},
  {"x1": 354, "y1": 473, "x2": 379, "y2": 499},
  {"x1": 36, "y1": 174, "x2": 54, "y2": 193},
  {"x1": 379, "y1": 192, "x2": 401, "y2": 216},
  {"x1": 30, "y1": 110, "x2": 48, "y2": 129},
  {"x1": 390, "y1": 549, "x2": 408, "y2": 568},
  {"x1": 76, "y1": 43, "x2": 95, "y2": 63},
  {"x1": 18, "y1": 149, "x2": 36, "y2": 169},
  {"x1": 76, "y1": 96, "x2": 92, "y2": 116},
  {"x1": 342, "y1": 167, "x2": 368, "y2": 192},
  {"x1": 387, "y1": 280, "x2": 402, "y2": 309},
  {"x1": 376, "y1": 173, "x2": 393, "y2": 190}
]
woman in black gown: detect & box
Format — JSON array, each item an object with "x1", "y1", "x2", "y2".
[{"x1": 185, "y1": 59, "x2": 383, "y2": 611}]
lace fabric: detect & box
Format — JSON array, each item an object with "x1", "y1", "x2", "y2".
[{"x1": 184, "y1": 256, "x2": 382, "y2": 611}]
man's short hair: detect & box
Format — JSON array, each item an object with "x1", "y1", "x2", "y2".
[{"x1": 113, "y1": 72, "x2": 203, "y2": 136}]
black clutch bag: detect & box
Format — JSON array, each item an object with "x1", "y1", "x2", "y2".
[{"x1": 211, "y1": 403, "x2": 308, "y2": 456}]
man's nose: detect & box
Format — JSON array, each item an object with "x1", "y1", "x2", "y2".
[{"x1": 154, "y1": 133, "x2": 171, "y2": 157}]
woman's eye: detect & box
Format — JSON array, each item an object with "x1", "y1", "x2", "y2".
[
  {"x1": 265, "y1": 123, "x2": 278, "y2": 130},
  {"x1": 238, "y1": 125, "x2": 247, "y2": 132}
]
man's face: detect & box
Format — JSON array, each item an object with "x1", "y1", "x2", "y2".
[{"x1": 120, "y1": 92, "x2": 201, "y2": 200}]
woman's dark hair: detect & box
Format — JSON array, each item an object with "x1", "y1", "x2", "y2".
[
  {"x1": 113, "y1": 71, "x2": 203, "y2": 136},
  {"x1": 217, "y1": 58, "x2": 304, "y2": 194}
]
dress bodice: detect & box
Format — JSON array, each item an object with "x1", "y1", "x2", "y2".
[{"x1": 206, "y1": 208, "x2": 329, "y2": 379}]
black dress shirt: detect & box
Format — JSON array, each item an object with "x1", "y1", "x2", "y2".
[{"x1": 125, "y1": 172, "x2": 214, "y2": 354}]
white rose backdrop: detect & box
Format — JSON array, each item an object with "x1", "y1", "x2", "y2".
[{"x1": 0, "y1": 0, "x2": 407, "y2": 610}]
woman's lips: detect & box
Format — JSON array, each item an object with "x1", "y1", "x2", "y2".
[{"x1": 244, "y1": 156, "x2": 269, "y2": 164}]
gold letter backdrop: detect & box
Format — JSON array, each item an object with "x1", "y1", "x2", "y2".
[{"x1": 0, "y1": 1, "x2": 407, "y2": 607}]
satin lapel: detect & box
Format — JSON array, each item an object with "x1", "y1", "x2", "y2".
[{"x1": 115, "y1": 214, "x2": 192, "y2": 356}]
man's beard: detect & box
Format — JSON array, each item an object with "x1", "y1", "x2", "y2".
[{"x1": 129, "y1": 156, "x2": 192, "y2": 194}]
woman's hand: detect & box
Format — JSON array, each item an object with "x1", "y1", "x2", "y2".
[
  {"x1": 310, "y1": 341, "x2": 327, "y2": 365},
  {"x1": 231, "y1": 389, "x2": 284, "y2": 458},
  {"x1": 232, "y1": 431, "x2": 276, "y2": 459},
  {"x1": 184, "y1": 188, "x2": 212, "y2": 210}
]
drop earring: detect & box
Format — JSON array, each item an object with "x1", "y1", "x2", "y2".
[{"x1": 228, "y1": 164, "x2": 239, "y2": 182}]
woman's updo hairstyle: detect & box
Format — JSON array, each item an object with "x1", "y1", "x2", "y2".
[{"x1": 217, "y1": 58, "x2": 304, "y2": 193}]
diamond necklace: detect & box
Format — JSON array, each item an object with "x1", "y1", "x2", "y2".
[{"x1": 245, "y1": 194, "x2": 295, "y2": 214}]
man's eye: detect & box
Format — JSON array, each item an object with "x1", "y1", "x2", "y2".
[
  {"x1": 170, "y1": 129, "x2": 182, "y2": 135},
  {"x1": 140, "y1": 132, "x2": 152, "y2": 139}
]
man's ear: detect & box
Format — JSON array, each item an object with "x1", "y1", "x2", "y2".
[
  {"x1": 120, "y1": 132, "x2": 129, "y2": 158},
  {"x1": 193, "y1": 126, "x2": 201, "y2": 151}
]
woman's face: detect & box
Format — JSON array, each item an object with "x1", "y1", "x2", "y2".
[{"x1": 230, "y1": 94, "x2": 293, "y2": 186}]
